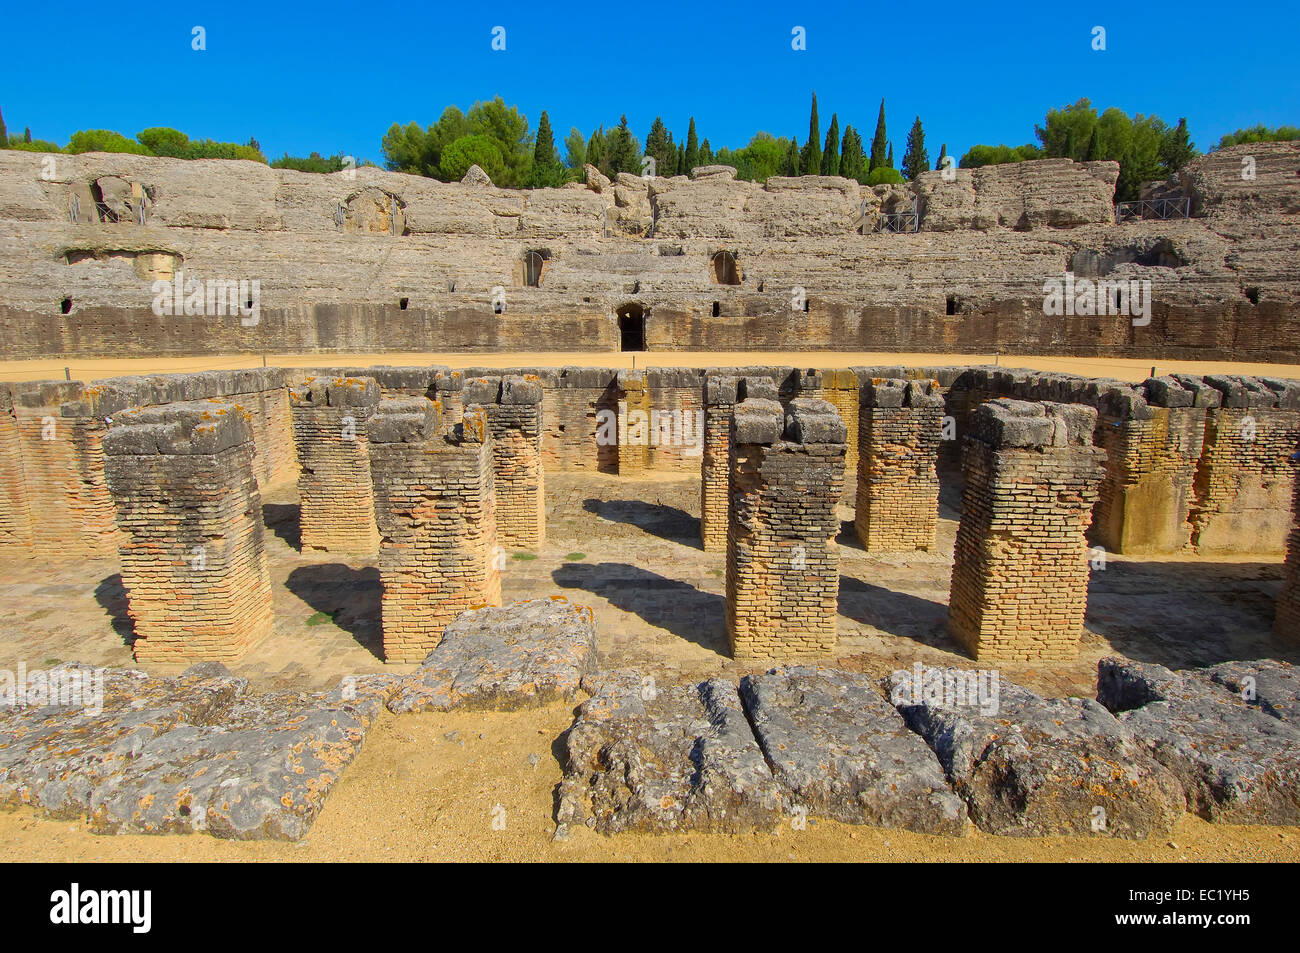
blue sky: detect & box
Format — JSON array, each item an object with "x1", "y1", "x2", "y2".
[{"x1": 2, "y1": 1, "x2": 1296, "y2": 164}]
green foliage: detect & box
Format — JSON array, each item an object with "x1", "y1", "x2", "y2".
[
  {"x1": 1214, "y1": 124, "x2": 1300, "y2": 149},
  {"x1": 1159, "y1": 118, "x2": 1194, "y2": 172},
  {"x1": 839, "y1": 127, "x2": 864, "y2": 182},
  {"x1": 531, "y1": 111, "x2": 564, "y2": 187},
  {"x1": 866, "y1": 166, "x2": 904, "y2": 185},
  {"x1": 868, "y1": 99, "x2": 889, "y2": 172},
  {"x1": 699, "y1": 139, "x2": 713, "y2": 165},
  {"x1": 935, "y1": 143, "x2": 947, "y2": 171},
  {"x1": 137, "y1": 126, "x2": 191, "y2": 157},
  {"x1": 271, "y1": 152, "x2": 354, "y2": 173},
  {"x1": 958, "y1": 142, "x2": 1042, "y2": 168},
  {"x1": 801, "y1": 93, "x2": 821, "y2": 176},
  {"x1": 65, "y1": 129, "x2": 151, "y2": 155},
  {"x1": 7, "y1": 138, "x2": 61, "y2": 152},
  {"x1": 780, "y1": 136, "x2": 801, "y2": 176},
  {"x1": 440, "y1": 134, "x2": 507, "y2": 182},
  {"x1": 586, "y1": 126, "x2": 606, "y2": 175},
  {"x1": 685, "y1": 117, "x2": 700, "y2": 172},
  {"x1": 677, "y1": 142, "x2": 686, "y2": 175},
  {"x1": 901, "y1": 116, "x2": 928, "y2": 180},
  {"x1": 644, "y1": 116, "x2": 675, "y2": 178},
  {"x1": 0, "y1": 107, "x2": 6, "y2": 145},
  {"x1": 821, "y1": 114, "x2": 840, "y2": 176},
  {"x1": 382, "y1": 99, "x2": 532, "y2": 187},
  {"x1": 1084, "y1": 126, "x2": 1101, "y2": 161},
  {"x1": 717, "y1": 132, "x2": 789, "y2": 182},
  {"x1": 563, "y1": 126, "x2": 586, "y2": 170},
  {"x1": 605, "y1": 115, "x2": 640, "y2": 175}
]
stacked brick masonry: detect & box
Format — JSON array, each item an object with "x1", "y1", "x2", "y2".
[
  {"x1": 289, "y1": 376, "x2": 381, "y2": 555},
  {"x1": 1275, "y1": 457, "x2": 1300, "y2": 641},
  {"x1": 727, "y1": 398, "x2": 846, "y2": 660},
  {"x1": 0, "y1": 388, "x2": 33, "y2": 550},
  {"x1": 1188, "y1": 375, "x2": 1300, "y2": 554},
  {"x1": 102, "y1": 402, "x2": 274, "y2": 664},
  {"x1": 464, "y1": 375, "x2": 546, "y2": 549},
  {"x1": 701, "y1": 375, "x2": 781, "y2": 552},
  {"x1": 368, "y1": 401, "x2": 501, "y2": 664},
  {"x1": 948, "y1": 399, "x2": 1107, "y2": 662},
  {"x1": 856, "y1": 379, "x2": 944, "y2": 552}
]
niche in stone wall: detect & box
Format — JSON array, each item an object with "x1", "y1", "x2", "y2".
[
  {"x1": 710, "y1": 250, "x2": 741, "y2": 285},
  {"x1": 86, "y1": 176, "x2": 154, "y2": 224},
  {"x1": 337, "y1": 188, "x2": 408, "y2": 235},
  {"x1": 64, "y1": 248, "x2": 183, "y2": 282},
  {"x1": 617, "y1": 302, "x2": 646, "y2": 351},
  {"x1": 515, "y1": 249, "x2": 550, "y2": 287},
  {"x1": 1070, "y1": 239, "x2": 1188, "y2": 277}
]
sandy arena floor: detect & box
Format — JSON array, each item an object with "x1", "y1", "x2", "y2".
[{"x1": 1, "y1": 470, "x2": 1297, "y2": 862}]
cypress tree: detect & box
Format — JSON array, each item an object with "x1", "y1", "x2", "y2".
[
  {"x1": 901, "y1": 116, "x2": 929, "y2": 180},
  {"x1": 780, "y1": 136, "x2": 800, "y2": 176},
  {"x1": 801, "y1": 92, "x2": 821, "y2": 175},
  {"x1": 607, "y1": 115, "x2": 639, "y2": 175},
  {"x1": 935, "y1": 143, "x2": 947, "y2": 170},
  {"x1": 677, "y1": 142, "x2": 686, "y2": 175},
  {"x1": 0, "y1": 107, "x2": 7, "y2": 147},
  {"x1": 23, "y1": 127, "x2": 31, "y2": 143},
  {"x1": 840, "y1": 126, "x2": 864, "y2": 182},
  {"x1": 821, "y1": 114, "x2": 840, "y2": 175},
  {"x1": 700, "y1": 138, "x2": 713, "y2": 164},
  {"x1": 868, "y1": 99, "x2": 888, "y2": 172},
  {"x1": 1159, "y1": 118, "x2": 1195, "y2": 173},
  {"x1": 1084, "y1": 126, "x2": 1101, "y2": 161},
  {"x1": 887, "y1": 142, "x2": 893, "y2": 168},
  {"x1": 644, "y1": 116, "x2": 673, "y2": 177},
  {"x1": 684, "y1": 117, "x2": 700, "y2": 172},
  {"x1": 531, "y1": 110, "x2": 560, "y2": 187},
  {"x1": 586, "y1": 126, "x2": 606, "y2": 175}
]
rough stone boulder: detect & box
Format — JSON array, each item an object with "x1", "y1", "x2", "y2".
[
  {"x1": 888, "y1": 665, "x2": 1184, "y2": 837},
  {"x1": 916, "y1": 158, "x2": 1118, "y2": 231},
  {"x1": 0, "y1": 662, "x2": 392, "y2": 840},
  {"x1": 386, "y1": 597, "x2": 597, "y2": 714},
  {"x1": 583, "y1": 163, "x2": 610, "y2": 193},
  {"x1": 690, "y1": 164, "x2": 737, "y2": 181},
  {"x1": 1098, "y1": 657, "x2": 1300, "y2": 824},
  {"x1": 460, "y1": 164, "x2": 492, "y2": 187},
  {"x1": 739, "y1": 667, "x2": 967, "y2": 834},
  {"x1": 555, "y1": 671, "x2": 782, "y2": 836}
]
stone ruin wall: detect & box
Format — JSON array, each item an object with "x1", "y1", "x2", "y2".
[{"x1": 0, "y1": 143, "x2": 1297, "y2": 362}]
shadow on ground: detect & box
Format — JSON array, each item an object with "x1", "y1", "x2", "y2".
[
  {"x1": 553, "y1": 561, "x2": 725, "y2": 652},
  {"x1": 581, "y1": 498, "x2": 701, "y2": 549},
  {"x1": 285, "y1": 564, "x2": 383, "y2": 660},
  {"x1": 837, "y1": 574, "x2": 958, "y2": 652},
  {"x1": 94, "y1": 573, "x2": 135, "y2": 648},
  {"x1": 263, "y1": 502, "x2": 301, "y2": 551}
]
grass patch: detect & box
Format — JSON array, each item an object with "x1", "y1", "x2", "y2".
[
  {"x1": 564, "y1": 552, "x2": 586, "y2": 561},
  {"x1": 512, "y1": 552, "x2": 539, "y2": 561},
  {"x1": 305, "y1": 610, "x2": 339, "y2": 627},
  {"x1": 42, "y1": 658, "x2": 61, "y2": 666},
  {"x1": 708, "y1": 569, "x2": 724, "y2": 577}
]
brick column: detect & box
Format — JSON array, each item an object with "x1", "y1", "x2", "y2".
[
  {"x1": 368, "y1": 400, "x2": 501, "y2": 664},
  {"x1": 701, "y1": 375, "x2": 778, "y2": 552},
  {"x1": 616, "y1": 369, "x2": 652, "y2": 475},
  {"x1": 432, "y1": 369, "x2": 464, "y2": 419},
  {"x1": 948, "y1": 399, "x2": 1106, "y2": 661},
  {"x1": 726, "y1": 397, "x2": 846, "y2": 660},
  {"x1": 1090, "y1": 376, "x2": 1217, "y2": 554},
  {"x1": 464, "y1": 374, "x2": 545, "y2": 549},
  {"x1": 0, "y1": 387, "x2": 33, "y2": 551},
  {"x1": 103, "y1": 402, "x2": 274, "y2": 664},
  {"x1": 289, "y1": 376, "x2": 381, "y2": 555},
  {"x1": 856, "y1": 378, "x2": 944, "y2": 552},
  {"x1": 1189, "y1": 375, "x2": 1300, "y2": 555}
]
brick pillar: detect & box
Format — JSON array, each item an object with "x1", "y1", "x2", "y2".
[
  {"x1": 433, "y1": 369, "x2": 464, "y2": 419},
  {"x1": 701, "y1": 375, "x2": 778, "y2": 552},
  {"x1": 464, "y1": 374, "x2": 545, "y2": 549},
  {"x1": 103, "y1": 402, "x2": 274, "y2": 665},
  {"x1": 616, "y1": 369, "x2": 652, "y2": 474},
  {"x1": 368, "y1": 400, "x2": 501, "y2": 664},
  {"x1": 948, "y1": 399, "x2": 1106, "y2": 662},
  {"x1": 0, "y1": 387, "x2": 34, "y2": 552},
  {"x1": 1189, "y1": 375, "x2": 1300, "y2": 555},
  {"x1": 855, "y1": 378, "x2": 944, "y2": 552},
  {"x1": 726, "y1": 397, "x2": 846, "y2": 660},
  {"x1": 812, "y1": 369, "x2": 860, "y2": 504},
  {"x1": 289, "y1": 376, "x2": 381, "y2": 555},
  {"x1": 1090, "y1": 376, "x2": 1217, "y2": 554},
  {"x1": 1275, "y1": 454, "x2": 1300, "y2": 642}
]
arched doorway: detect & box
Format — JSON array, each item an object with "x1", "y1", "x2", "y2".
[
  {"x1": 710, "y1": 250, "x2": 740, "y2": 285},
  {"x1": 617, "y1": 303, "x2": 646, "y2": 351}
]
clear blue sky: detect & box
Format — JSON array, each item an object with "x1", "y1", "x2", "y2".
[{"x1": 2, "y1": 0, "x2": 1296, "y2": 164}]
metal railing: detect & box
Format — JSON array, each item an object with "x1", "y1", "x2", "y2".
[
  {"x1": 1115, "y1": 197, "x2": 1192, "y2": 223},
  {"x1": 874, "y1": 209, "x2": 919, "y2": 233}
]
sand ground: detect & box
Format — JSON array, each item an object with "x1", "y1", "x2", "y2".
[{"x1": 1, "y1": 472, "x2": 1297, "y2": 862}]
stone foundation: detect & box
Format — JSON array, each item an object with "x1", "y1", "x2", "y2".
[
  {"x1": 948, "y1": 399, "x2": 1106, "y2": 661},
  {"x1": 367, "y1": 399, "x2": 501, "y2": 664},
  {"x1": 726, "y1": 397, "x2": 846, "y2": 659},
  {"x1": 103, "y1": 402, "x2": 275, "y2": 664},
  {"x1": 463, "y1": 375, "x2": 545, "y2": 549},
  {"x1": 855, "y1": 378, "x2": 944, "y2": 552},
  {"x1": 289, "y1": 376, "x2": 381, "y2": 555}
]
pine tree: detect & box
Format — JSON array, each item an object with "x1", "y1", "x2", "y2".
[
  {"x1": 780, "y1": 136, "x2": 801, "y2": 176},
  {"x1": 644, "y1": 116, "x2": 673, "y2": 177},
  {"x1": 23, "y1": 127, "x2": 31, "y2": 143},
  {"x1": 0, "y1": 107, "x2": 7, "y2": 147},
  {"x1": 1159, "y1": 118, "x2": 1195, "y2": 173},
  {"x1": 677, "y1": 142, "x2": 686, "y2": 175},
  {"x1": 606, "y1": 116, "x2": 639, "y2": 175},
  {"x1": 887, "y1": 142, "x2": 894, "y2": 168},
  {"x1": 935, "y1": 143, "x2": 947, "y2": 171},
  {"x1": 801, "y1": 93, "x2": 821, "y2": 175},
  {"x1": 531, "y1": 111, "x2": 561, "y2": 187},
  {"x1": 821, "y1": 114, "x2": 840, "y2": 176},
  {"x1": 1084, "y1": 126, "x2": 1101, "y2": 162},
  {"x1": 1064, "y1": 129, "x2": 1077, "y2": 161},
  {"x1": 685, "y1": 117, "x2": 700, "y2": 172},
  {"x1": 901, "y1": 116, "x2": 929, "y2": 181},
  {"x1": 700, "y1": 139, "x2": 713, "y2": 165},
  {"x1": 868, "y1": 99, "x2": 888, "y2": 172},
  {"x1": 840, "y1": 126, "x2": 864, "y2": 182}
]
